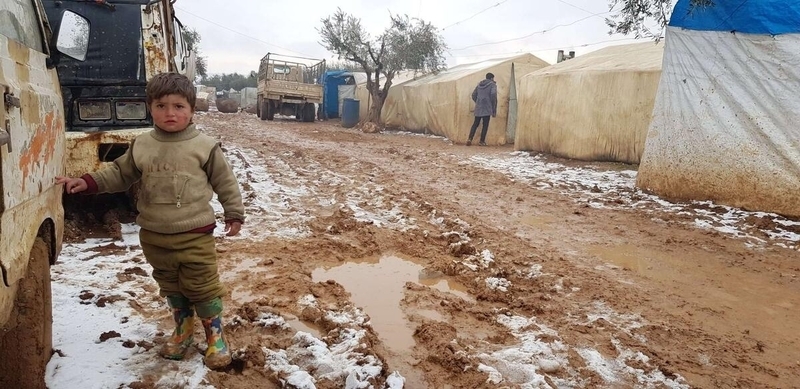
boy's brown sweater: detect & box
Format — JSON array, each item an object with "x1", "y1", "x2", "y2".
[{"x1": 83, "y1": 124, "x2": 245, "y2": 234}]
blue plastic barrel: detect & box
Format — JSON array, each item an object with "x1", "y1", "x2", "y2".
[{"x1": 341, "y1": 98, "x2": 360, "y2": 128}]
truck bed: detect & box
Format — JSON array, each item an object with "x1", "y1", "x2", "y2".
[{"x1": 259, "y1": 80, "x2": 323, "y2": 103}]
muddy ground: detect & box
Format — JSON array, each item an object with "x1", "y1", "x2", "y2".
[{"x1": 60, "y1": 111, "x2": 800, "y2": 389}]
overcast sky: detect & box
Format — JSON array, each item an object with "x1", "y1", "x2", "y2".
[{"x1": 175, "y1": 0, "x2": 647, "y2": 75}]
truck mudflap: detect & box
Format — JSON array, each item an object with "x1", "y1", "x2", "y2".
[{"x1": 65, "y1": 128, "x2": 150, "y2": 177}]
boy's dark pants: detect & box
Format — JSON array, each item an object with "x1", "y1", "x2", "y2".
[
  {"x1": 139, "y1": 229, "x2": 225, "y2": 303},
  {"x1": 469, "y1": 115, "x2": 490, "y2": 143}
]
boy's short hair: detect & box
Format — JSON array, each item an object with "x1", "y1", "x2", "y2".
[
  {"x1": 486, "y1": 72, "x2": 495, "y2": 80},
  {"x1": 146, "y1": 73, "x2": 196, "y2": 110}
]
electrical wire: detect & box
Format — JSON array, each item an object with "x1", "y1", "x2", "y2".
[
  {"x1": 554, "y1": 0, "x2": 603, "y2": 17},
  {"x1": 448, "y1": 37, "x2": 640, "y2": 59},
  {"x1": 449, "y1": 9, "x2": 613, "y2": 51},
  {"x1": 442, "y1": 0, "x2": 511, "y2": 31},
  {"x1": 174, "y1": 7, "x2": 313, "y2": 57}
]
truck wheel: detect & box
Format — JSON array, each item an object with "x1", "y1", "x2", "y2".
[
  {"x1": 266, "y1": 101, "x2": 275, "y2": 121},
  {"x1": 0, "y1": 237, "x2": 52, "y2": 389},
  {"x1": 259, "y1": 100, "x2": 269, "y2": 121},
  {"x1": 302, "y1": 103, "x2": 315, "y2": 122}
]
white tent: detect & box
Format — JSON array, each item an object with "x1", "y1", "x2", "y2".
[
  {"x1": 637, "y1": 0, "x2": 800, "y2": 217},
  {"x1": 515, "y1": 42, "x2": 663, "y2": 164},
  {"x1": 371, "y1": 54, "x2": 549, "y2": 145},
  {"x1": 354, "y1": 71, "x2": 419, "y2": 123}
]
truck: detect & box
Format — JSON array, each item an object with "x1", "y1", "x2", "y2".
[
  {"x1": 256, "y1": 53, "x2": 325, "y2": 122},
  {"x1": 0, "y1": 0, "x2": 89, "y2": 387},
  {"x1": 42, "y1": 0, "x2": 195, "y2": 179}
]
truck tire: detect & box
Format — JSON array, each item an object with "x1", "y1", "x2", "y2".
[
  {"x1": 302, "y1": 103, "x2": 315, "y2": 122},
  {"x1": 0, "y1": 237, "x2": 52, "y2": 389},
  {"x1": 257, "y1": 97, "x2": 264, "y2": 120},
  {"x1": 266, "y1": 101, "x2": 275, "y2": 121},
  {"x1": 259, "y1": 100, "x2": 268, "y2": 121}
]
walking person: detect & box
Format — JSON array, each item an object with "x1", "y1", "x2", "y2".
[
  {"x1": 467, "y1": 72, "x2": 498, "y2": 146},
  {"x1": 56, "y1": 73, "x2": 245, "y2": 370}
]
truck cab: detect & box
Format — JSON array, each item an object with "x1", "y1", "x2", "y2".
[
  {"x1": 0, "y1": 0, "x2": 88, "y2": 387},
  {"x1": 42, "y1": 0, "x2": 194, "y2": 178}
]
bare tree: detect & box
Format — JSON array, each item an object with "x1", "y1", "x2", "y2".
[
  {"x1": 319, "y1": 8, "x2": 447, "y2": 123},
  {"x1": 606, "y1": 0, "x2": 714, "y2": 40}
]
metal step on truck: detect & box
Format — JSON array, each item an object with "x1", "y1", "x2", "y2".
[{"x1": 256, "y1": 53, "x2": 325, "y2": 122}]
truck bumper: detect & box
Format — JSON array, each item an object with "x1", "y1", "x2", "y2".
[{"x1": 65, "y1": 129, "x2": 151, "y2": 177}]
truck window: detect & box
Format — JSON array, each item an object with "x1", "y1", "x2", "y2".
[
  {"x1": 173, "y1": 19, "x2": 187, "y2": 72},
  {"x1": 0, "y1": 0, "x2": 44, "y2": 52},
  {"x1": 55, "y1": 10, "x2": 90, "y2": 61}
]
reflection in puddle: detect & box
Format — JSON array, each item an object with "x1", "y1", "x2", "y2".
[{"x1": 311, "y1": 255, "x2": 472, "y2": 352}]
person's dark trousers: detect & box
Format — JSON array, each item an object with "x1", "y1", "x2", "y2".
[{"x1": 468, "y1": 116, "x2": 490, "y2": 143}]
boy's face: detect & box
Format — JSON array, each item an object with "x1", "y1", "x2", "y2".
[{"x1": 150, "y1": 94, "x2": 193, "y2": 132}]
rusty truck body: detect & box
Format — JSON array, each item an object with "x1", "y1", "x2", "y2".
[
  {"x1": 257, "y1": 53, "x2": 325, "y2": 122},
  {"x1": 43, "y1": 0, "x2": 194, "y2": 178},
  {"x1": 0, "y1": 0, "x2": 89, "y2": 386}
]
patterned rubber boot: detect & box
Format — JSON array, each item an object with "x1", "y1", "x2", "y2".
[
  {"x1": 197, "y1": 297, "x2": 232, "y2": 370},
  {"x1": 159, "y1": 295, "x2": 195, "y2": 360}
]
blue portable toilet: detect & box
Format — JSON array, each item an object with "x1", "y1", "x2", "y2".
[{"x1": 322, "y1": 70, "x2": 354, "y2": 119}]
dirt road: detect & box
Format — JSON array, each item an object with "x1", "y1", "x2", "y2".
[{"x1": 49, "y1": 111, "x2": 800, "y2": 388}]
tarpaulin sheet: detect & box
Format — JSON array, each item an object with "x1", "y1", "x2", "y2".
[{"x1": 637, "y1": 27, "x2": 800, "y2": 217}]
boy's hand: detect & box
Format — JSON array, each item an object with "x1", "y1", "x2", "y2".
[
  {"x1": 55, "y1": 176, "x2": 88, "y2": 194},
  {"x1": 225, "y1": 220, "x2": 242, "y2": 236}
]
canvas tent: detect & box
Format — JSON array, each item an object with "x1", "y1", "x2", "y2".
[
  {"x1": 637, "y1": 0, "x2": 800, "y2": 217},
  {"x1": 515, "y1": 42, "x2": 663, "y2": 164},
  {"x1": 360, "y1": 54, "x2": 549, "y2": 145},
  {"x1": 354, "y1": 71, "x2": 418, "y2": 123}
]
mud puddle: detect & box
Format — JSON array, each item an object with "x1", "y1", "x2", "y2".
[{"x1": 312, "y1": 254, "x2": 472, "y2": 388}]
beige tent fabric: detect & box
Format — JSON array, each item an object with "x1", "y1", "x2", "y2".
[
  {"x1": 354, "y1": 55, "x2": 548, "y2": 144},
  {"x1": 354, "y1": 71, "x2": 418, "y2": 122},
  {"x1": 385, "y1": 54, "x2": 549, "y2": 145},
  {"x1": 515, "y1": 42, "x2": 664, "y2": 164},
  {"x1": 638, "y1": 28, "x2": 800, "y2": 217}
]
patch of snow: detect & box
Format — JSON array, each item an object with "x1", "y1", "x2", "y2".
[
  {"x1": 476, "y1": 313, "x2": 689, "y2": 388},
  {"x1": 578, "y1": 339, "x2": 690, "y2": 389},
  {"x1": 217, "y1": 147, "x2": 314, "y2": 239},
  {"x1": 385, "y1": 371, "x2": 406, "y2": 388},
  {"x1": 257, "y1": 312, "x2": 291, "y2": 329},
  {"x1": 345, "y1": 186, "x2": 417, "y2": 231},
  {"x1": 264, "y1": 330, "x2": 385, "y2": 389},
  {"x1": 486, "y1": 277, "x2": 512, "y2": 292}
]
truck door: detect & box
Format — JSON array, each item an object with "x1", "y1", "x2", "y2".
[
  {"x1": 0, "y1": 0, "x2": 67, "y2": 216},
  {"x1": 0, "y1": 1, "x2": 85, "y2": 281}
]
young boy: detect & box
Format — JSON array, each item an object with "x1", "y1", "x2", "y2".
[{"x1": 56, "y1": 73, "x2": 244, "y2": 370}]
